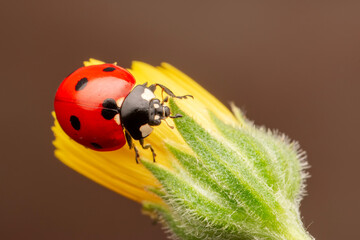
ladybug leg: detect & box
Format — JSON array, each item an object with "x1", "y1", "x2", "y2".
[
  {"x1": 125, "y1": 130, "x2": 133, "y2": 149},
  {"x1": 148, "y1": 83, "x2": 156, "y2": 92},
  {"x1": 125, "y1": 131, "x2": 140, "y2": 164},
  {"x1": 161, "y1": 88, "x2": 165, "y2": 102},
  {"x1": 150, "y1": 84, "x2": 166, "y2": 102},
  {"x1": 139, "y1": 138, "x2": 156, "y2": 163},
  {"x1": 148, "y1": 83, "x2": 194, "y2": 100},
  {"x1": 134, "y1": 146, "x2": 140, "y2": 164}
]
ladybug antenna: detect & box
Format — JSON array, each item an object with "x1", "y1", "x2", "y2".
[
  {"x1": 169, "y1": 114, "x2": 182, "y2": 119},
  {"x1": 163, "y1": 113, "x2": 182, "y2": 129}
]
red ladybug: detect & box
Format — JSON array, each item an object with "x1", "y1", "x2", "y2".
[{"x1": 54, "y1": 63, "x2": 192, "y2": 162}]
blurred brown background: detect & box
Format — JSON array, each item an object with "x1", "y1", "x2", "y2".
[{"x1": 1, "y1": 0, "x2": 359, "y2": 239}]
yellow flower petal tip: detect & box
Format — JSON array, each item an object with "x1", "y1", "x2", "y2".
[
  {"x1": 83, "y1": 58, "x2": 105, "y2": 66},
  {"x1": 52, "y1": 59, "x2": 237, "y2": 204}
]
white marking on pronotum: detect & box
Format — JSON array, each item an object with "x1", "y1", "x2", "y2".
[
  {"x1": 116, "y1": 97, "x2": 125, "y2": 107},
  {"x1": 154, "y1": 115, "x2": 160, "y2": 120},
  {"x1": 141, "y1": 88, "x2": 155, "y2": 101},
  {"x1": 153, "y1": 103, "x2": 160, "y2": 109},
  {"x1": 114, "y1": 114, "x2": 121, "y2": 125},
  {"x1": 140, "y1": 124, "x2": 153, "y2": 137}
]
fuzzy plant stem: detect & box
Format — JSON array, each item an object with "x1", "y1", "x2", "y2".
[{"x1": 142, "y1": 101, "x2": 312, "y2": 240}]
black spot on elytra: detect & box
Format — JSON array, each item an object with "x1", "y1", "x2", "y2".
[
  {"x1": 75, "y1": 77, "x2": 88, "y2": 91},
  {"x1": 91, "y1": 142, "x2": 103, "y2": 149},
  {"x1": 101, "y1": 98, "x2": 119, "y2": 120},
  {"x1": 103, "y1": 67, "x2": 116, "y2": 72},
  {"x1": 70, "y1": 115, "x2": 80, "y2": 130}
]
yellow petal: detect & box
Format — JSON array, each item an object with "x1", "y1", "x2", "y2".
[
  {"x1": 83, "y1": 58, "x2": 106, "y2": 66},
  {"x1": 52, "y1": 59, "x2": 238, "y2": 204}
]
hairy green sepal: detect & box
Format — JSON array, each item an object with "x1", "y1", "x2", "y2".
[{"x1": 142, "y1": 101, "x2": 312, "y2": 240}]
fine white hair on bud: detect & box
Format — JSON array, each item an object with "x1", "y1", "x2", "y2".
[{"x1": 142, "y1": 101, "x2": 313, "y2": 240}]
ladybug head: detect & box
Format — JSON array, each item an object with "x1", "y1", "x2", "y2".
[{"x1": 149, "y1": 99, "x2": 171, "y2": 126}]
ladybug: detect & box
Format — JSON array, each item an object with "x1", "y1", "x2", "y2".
[{"x1": 54, "y1": 63, "x2": 192, "y2": 163}]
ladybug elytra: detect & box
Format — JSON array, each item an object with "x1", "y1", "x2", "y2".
[{"x1": 54, "y1": 63, "x2": 192, "y2": 163}]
